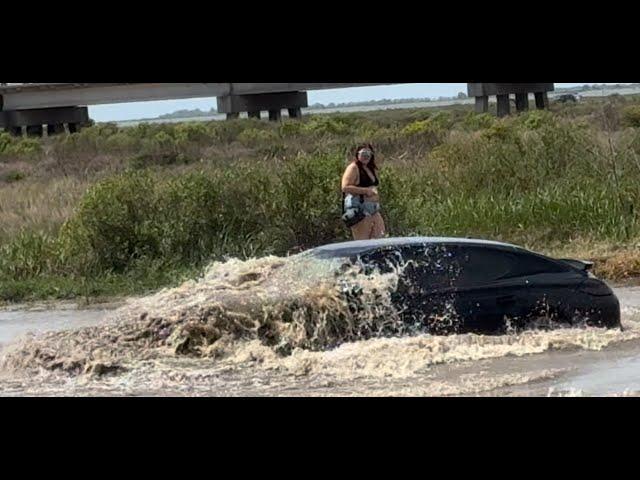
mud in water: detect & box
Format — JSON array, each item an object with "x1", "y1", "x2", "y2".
[
  {"x1": 0, "y1": 254, "x2": 409, "y2": 375},
  {"x1": 1, "y1": 254, "x2": 639, "y2": 397}
]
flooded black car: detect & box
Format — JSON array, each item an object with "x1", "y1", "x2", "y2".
[{"x1": 310, "y1": 237, "x2": 621, "y2": 334}]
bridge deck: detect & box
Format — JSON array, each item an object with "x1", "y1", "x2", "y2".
[{"x1": 0, "y1": 83, "x2": 396, "y2": 110}]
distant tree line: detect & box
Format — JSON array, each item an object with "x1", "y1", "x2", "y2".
[
  {"x1": 556, "y1": 83, "x2": 640, "y2": 93},
  {"x1": 157, "y1": 108, "x2": 218, "y2": 119},
  {"x1": 309, "y1": 93, "x2": 469, "y2": 110},
  {"x1": 136, "y1": 95, "x2": 472, "y2": 121}
]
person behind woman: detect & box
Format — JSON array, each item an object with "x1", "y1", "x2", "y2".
[{"x1": 341, "y1": 144, "x2": 386, "y2": 240}]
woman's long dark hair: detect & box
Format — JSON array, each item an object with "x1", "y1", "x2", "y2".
[{"x1": 354, "y1": 143, "x2": 378, "y2": 172}]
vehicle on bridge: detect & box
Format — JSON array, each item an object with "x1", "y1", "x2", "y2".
[
  {"x1": 308, "y1": 237, "x2": 621, "y2": 335},
  {"x1": 555, "y1": 93, "x2": 582, "y2": 103}
]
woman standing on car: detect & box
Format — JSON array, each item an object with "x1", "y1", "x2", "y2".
[{"x1": 341, "y1": 144, "x2": 386, "y2": 240}]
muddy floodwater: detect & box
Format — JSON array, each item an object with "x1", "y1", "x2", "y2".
[{"x1": 1, "y1": 255, "x2": 639, "y2": 397}]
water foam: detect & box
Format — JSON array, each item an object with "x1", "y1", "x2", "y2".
[{"x1": 2, "y1": 254, "x2": 639, "y2": 397}]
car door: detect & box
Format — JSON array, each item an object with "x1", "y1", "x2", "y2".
[
  {"x1": 512, "y1": 255, "x2": 585, "y2": 326},
  {"x1": 355, "y1": 244, "x2": 462, "y2": 333},
  {"x1": 454, "y1": 248, "x2": 584, "y2": 332},
  {"x1": 451, "y1": 247, "x2": 531, "y2": 333},
  {"x1": 397, "y1": 244, "x2": 464, "y2": 333}
]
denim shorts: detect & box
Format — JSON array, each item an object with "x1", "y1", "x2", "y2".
[{"x1": 344, "y1": 195, "x2": 381, "y2": 217}]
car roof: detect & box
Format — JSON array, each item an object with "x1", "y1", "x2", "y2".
[{"x1": 309, "y1": 237, "x2": 525, "y2": 258}]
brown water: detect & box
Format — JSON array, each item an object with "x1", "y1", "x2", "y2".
[{"x1": 1, "y1": 254, "x2": 639, "y2": 397}]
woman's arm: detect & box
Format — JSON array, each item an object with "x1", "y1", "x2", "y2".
[{"x1": 342, "y1": 164, "x2": 375, "y2": 196}]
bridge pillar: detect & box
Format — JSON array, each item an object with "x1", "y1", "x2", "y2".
[
  {"x1": 515, "y1": 93, "x2": 529, "y2": 112},
  {"x1": 26, "y1": 125, "x2": 44, "y2": 137},
  {"x1": 467, "y1": 83, "x2": 554, "y2": 116},
  {"x1": 496, "y1": 94, "x2": 511, "y2": 117},
  {"x1": 0, "y1": 106, "x2": 90, "y2": 137},
  {"x1": 269, "y1": 109, "x2": 282, "y2": 122},
  {"x1": 217, "y1": 91, "x2": 308, "y2": 121},
  {"x1": 5, "y1": 125, "x2": 22, "y2": 136},
  {"x1": 475, "y1": 95, "x2": 489, "y2": 113},
  {"x1": 47, "y1": 124, "x2": 66, "y2": 136},
  {"x1": 288, "y1": 107, "x2": 302, "y2": 119},
  {"x1": 535, "y1": 92, "x2": 549, "y2": 110}
]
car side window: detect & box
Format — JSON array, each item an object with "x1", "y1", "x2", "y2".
[
  {"x1": 353, "y1": 244, "x2": 570, "y2": 289},
  {"x1": 406, "y1": 244, "x2": 461, "y2": 288},
  {"x1": 366, "y1": 245, "x2": 459, "y2": 290},
  {"x1": 508, "y1": 253, "x2": 569, "y2": 277},
  {"x1": 355, "y1": 246, "x2": 415, "y2": 275},
  {"x1": 359, "y1": 244, "x2": 462, "y2": 289},
  {"x1": 454, "y1": 247, "x2": 517, "y2": 286},
  {"x1": 453, "y1": 248, "x2": 568, "y2": 286}
]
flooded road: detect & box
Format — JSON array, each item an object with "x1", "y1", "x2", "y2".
[
  {"x1": 0, "y1": 304, "x2": 112, "y2": 348},
  {"x1": 1, "y1": 259, "x2": 639, "y2": 397}
]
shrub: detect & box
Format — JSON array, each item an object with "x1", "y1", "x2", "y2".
[
  {"x1": 622, "y1": 105, "x2": 640, "y2": 127},
  {"x1": 1, "y1": 170, "x2": 27, "y2": 183}
]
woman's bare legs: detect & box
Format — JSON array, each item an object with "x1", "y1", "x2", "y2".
[
  {"x1": 351, "y1": 214, "x2": 386, "y2": 240},
  {"x1": 370, "y1": 213, "x2": 386, "y2": 239},
  {"x1": 351, "y1": 216, "x2": 375, "y2": 240}
]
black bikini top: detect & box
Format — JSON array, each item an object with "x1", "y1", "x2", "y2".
[{"x1": 357, "y1": 162, "x2": 379, "y2": 188}]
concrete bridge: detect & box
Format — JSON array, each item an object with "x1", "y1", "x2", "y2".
[
  {"x1": 468, "y1": 83, "x2": 555, "y2": 116},
  {"x1": 0, "y1": 83, "x2": 555, "y2": 136}
]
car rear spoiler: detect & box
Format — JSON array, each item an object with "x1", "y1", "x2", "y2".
[{"x1": 559, "y1": 259, "x2": 594, "y2": 272}]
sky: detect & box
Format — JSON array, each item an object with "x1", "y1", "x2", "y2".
[{"x1": 89, "y1": 83, "x2": 621, "y2": 122}]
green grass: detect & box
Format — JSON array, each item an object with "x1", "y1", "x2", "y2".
[
  {"x1": 0, "y1": 264, "x2": 200, "y2": 305},
  {"x1": 2, "y1": 97, "x2": 640, "y2": 303}
]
